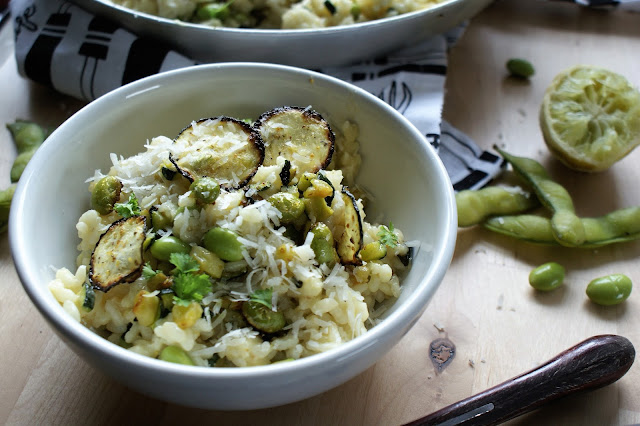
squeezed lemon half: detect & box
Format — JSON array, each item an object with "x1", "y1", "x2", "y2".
[{"x1": 540, "y1": 65, "x2": 640, "y2": 172}]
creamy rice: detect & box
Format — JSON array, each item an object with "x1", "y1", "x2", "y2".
[
  {"x1": 49, "y1": 108, "x2": 410, "y2": 367},
  {"x1": 110, "y1": 0, "x2": 447, "y2": 29}
]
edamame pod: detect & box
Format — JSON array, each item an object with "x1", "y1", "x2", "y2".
[
  {"x1": 495, "y1": 147, "x2": 585, "y2": 247},
  {"x1": 485, "y1": 206, "x2": 640, "y2": 248},
  {"x1": 456, "y1": 186, "x2": 539, "y2": 227}
]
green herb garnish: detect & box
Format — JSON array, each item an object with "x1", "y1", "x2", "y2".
[
  {"x1": 249, "y1": 288, "x2": 273, "y2": 309},
  {"x1": 378, "y1": 222, "x2": 398, "y2": 248},
  {"x1": 114, "y1": 193, "x2": 141, "y2": 218},
  {"x1": 169, "y1": 252, "x2": 212, "y2": 306}
]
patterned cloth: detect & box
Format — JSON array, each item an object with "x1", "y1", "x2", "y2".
[{"x1": 9, "y1": 0, "x2": 505, "y2": 191}]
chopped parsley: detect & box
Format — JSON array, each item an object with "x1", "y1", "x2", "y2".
[
  {"x1": 249, "y1": 288, "x2": 273, "y2": 309},
  {"x1": 114, "y1": 193, "x2": 141, "y2": 218},
  {"x1": 378, "y1": 222, "x2": 399, "y2": 248},
  {"x1": 169, "y1": 252, "x2": 212, "y2": 306},
  {"x1": 142, "y1": 262, "x2": 159, "y2": 279}
]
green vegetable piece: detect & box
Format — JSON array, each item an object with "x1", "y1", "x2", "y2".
[
  {"x1": 202, "y1": 227, "x2": 245, "y2": 261},
  {"x1": 268, "y1": 192, "x2": 305, "y2": 224},
  {"x1": 484, "y1": 215, "x2": 555, "y2": 245},
  {"x1": 196, "y1": 0, "x2": 234, "y2": 20},
  {"x1": 495, "y1": 147, "x2": 585, "y2": 247},
  {"x1": 114, "y1": 192, "x2": 141, "y2": 218},
  {"x1": 506, "y1": 58, "x2": 535, "y2": 79},
  {"x1": 169, "y1": 252, "x2": 213, "y2": 306},
  {"x1": 10, "y1": 148, "x2": 37, "y2": 183},
  {"x1": 378, "y1": 223, "x2": 399, "y2": 248},
  {"x1": 529, "y1": 262, "x2": 565, "y2": 291},
  {"x1": 81, "y1": 282, "x2": 95, "y2": 311},
  {"x1": 304, "y1": 197, "x2": 334, "y2": 222},
  {"x1": 359, "y1": 241, "x2": 387, "y2": 262},
  {"x1": 6, "y1": 120, "x2": 47, "y2": 182},
  {"x1": 150, "y1": 207, "x2": 173, "y2": 231},
  {"x1": 310, "y1": 222, "x2": 339, "y2": 266},
  {"x1": 0, "y1": 184, "x2": 16, "y2": 234},
  {"x1": 190, "y1": 177, "x2": 221, "y2": 205},
  {"x1": 586, "y1": 274, "x2": 632, "y2": 306},
  {"x1": 150, "y1": 235, "x2": 191, "y2": 262},
  {"x1": 456, "y1": 186, "x2": 540, "y2": 227},
  {"x1": 242, "y1": 289, "x2": 285, "y2": 333},
  {"x1": 92, "y1": 176, "x2": 123, "y2": 215},
  {"x1": 484, "y1": 206, "x2": 640, "y2": 248},
  {"x1": 159, "y1": 345, "x2": 195, "y2": 366}
]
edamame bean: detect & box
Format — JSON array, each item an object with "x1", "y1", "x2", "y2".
[
  {"x1": 495, "y1": 147, "x2": 585, "y2": 247},
  {"x1": 150, "y1": 235, "x2": 191, "y2": 262},
  {"x1": 359, "y1": 241, "x2": 387, "y2": 261},
  {"x1": 158, "y1": 345, "x2": 195, "y2": 366},
  {"x1": 190, "y1": 177, "x2": 220, "y2": 204},
  {"x1": 310, "y1": 223, "x2": 339, "y2": 266},
  {"x1": 202, "y1": 227, "x2": 245, "y2": 261},
  {"x1": 268, "y1": 192, "x2": 305, "y2": 224},
  {"x1": 529, "y1": 262, "x2": 565, "y2": 291},
  {"x1": 456, "y1": 186, "x2": 539, "y2": 227},
  {"x1": 242, "y1": 300, "x2": 286, "y2": 333},
  {"x1": 586, "y1": 274, "x2": 632, "y2": 306},
  {"x1": 506, "y1": 58, "x2": 535, "y2": 79},
  {"x1": 91, "y1": 176, "x2": 123, "y2": 215}
]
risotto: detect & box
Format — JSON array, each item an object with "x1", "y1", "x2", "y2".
[
  {"x1": 49, "y1": 106, "x2": 411, "y2": 367},
  {"x1": 110, "y1": 0, "x2": 448, "y2": 29}
]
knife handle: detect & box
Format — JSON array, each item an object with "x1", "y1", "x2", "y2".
[{"x1": 405, "y1": 334, "x2": 635, "y2": 426}]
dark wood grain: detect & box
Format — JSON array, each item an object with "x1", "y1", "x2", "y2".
[{"x1": 405, "y1": 335, "x2": 635, "y2": 426}]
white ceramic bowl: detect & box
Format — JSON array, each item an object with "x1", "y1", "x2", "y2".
[
  {"x1": 10, "y1": 63, "x2": 456, "y2": 410},
  {"x1": 72, "y1": 0, "x2": 492, "y2": 67}
]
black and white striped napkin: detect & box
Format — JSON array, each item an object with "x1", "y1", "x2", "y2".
[{"x1": 9, "y1": 0, "x2": 505, "y2": 191}]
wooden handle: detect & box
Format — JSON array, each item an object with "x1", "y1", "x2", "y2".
[{"x1": 405, "y1": 334, "x2": 635, "y2": 426}]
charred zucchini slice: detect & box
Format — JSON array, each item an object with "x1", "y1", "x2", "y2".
[
  {"x1": 254, "y1": 106, "x2": 334, "y2": 175},
  {"x1": 90, "y1": 216, "x2": 147, "y2": 292},
  {"x1": 171, "y1": 117, "x2": 264, "y2": 189},
  {"x1": 337, "y1": 188, "x2": 363, "y2": 265}
]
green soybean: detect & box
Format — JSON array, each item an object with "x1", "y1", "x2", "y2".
[
  {"x1": 359, "y1": 241, "x2": 387, "y2": 261},
  {"x1": 456, "y1": 186, "x2": 539, "y2": 227},
  {"x1": 310, "y1": 223, "x2": 339, "y2": 266},
  {"x1": 268, "y1": 192, "x2": 305, "y2": 224},
  {"x1": 506, "y1": 58, "x2": 535, "y2": 79},
  {"x1": 150, "y1": 235, "x2": 191, "y2": 261},
  {"x1": 190, "y1": 177, "x2": 220, "y2": 204},
  {"x1": 586, "y1": 274, "x2": 632, "y2": 306},
  {"x1": 495, "y1": 147, "x2": 585, "y2": 247},
  {"x1": 529, "y1": 262, "x2": 565, "y2": 291},
  {"x1": 91, "y1": 176, "x2": 123, "y2": 215},
  {"x1": 159, "y1": 345, "x2": 195, "y2": 366},
  {"x1": 242, "y1": 300, "x2": 286, "y2": 333},
  {"x1": 202, "y1": 227, "x2": 244, "y2": 261}
]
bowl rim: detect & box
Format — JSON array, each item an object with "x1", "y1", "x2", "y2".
[
  {"x1": 77, "y1": 0, "x2": 464, "y2": 36},
  {"x1": 10, "y1": 62, "x2": 457, "y2": 380}
]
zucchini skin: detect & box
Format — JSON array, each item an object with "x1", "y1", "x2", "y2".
[
  {"x1": 254, "y1": 106, "x2": 335, "y2": 175},
  {"x1": 89, "y1": 215, "x2": 147, "y2": 292},
  {"x1": 172, "y1": 116, "x2": 265, "y2": 189}
]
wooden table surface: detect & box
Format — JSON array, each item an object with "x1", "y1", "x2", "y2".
[{"x1": 2, "y1": 0, "x2": 640, "y2": 424}]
